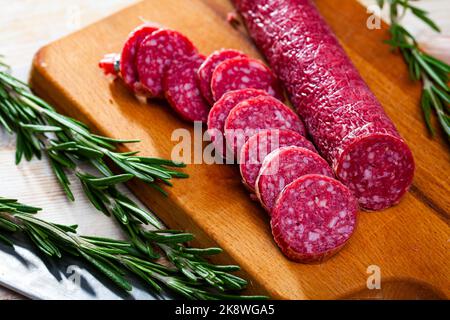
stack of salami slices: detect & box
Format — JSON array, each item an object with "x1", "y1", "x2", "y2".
[
  {"x1": 99, "y1": 23, "x2": 361, "y2": 263},
  {"x1": 99, "y1": 24, "x2": 283, "y2": 123},
  {"x1": 210, "y1": 91, "x2": 358, "y2": 263}
]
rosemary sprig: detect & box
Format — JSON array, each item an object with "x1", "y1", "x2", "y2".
[
  {"x1": 0, "y1": 62, "x2": 263, "y2": 297},
  {"x1": 0, "y1": 197, "x2": 265, "y2": 299},
  {"x1": 378, "y1": 0, "x2": 450, "y2": 138}
]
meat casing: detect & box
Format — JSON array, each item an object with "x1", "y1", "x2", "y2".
[{"x1": 235, "y1": 0, "x2": 415, "y2": 210}]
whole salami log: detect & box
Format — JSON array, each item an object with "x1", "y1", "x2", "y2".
[
  {"x1": 163, "y1": 54, "x2": 209, "y2": 122},
  {"x1": 239, "y1": 129, "x2": 316, "y2": 192},
  {"x1": 271, "y1": 174, "x2": 358, "y2": 263},
  {"x1": 207, "y1": 88, "x2": 270, "y2": 159},
  {"x1": 235, "y1": 0, "x2": 415, "y2": 211},
  {"x1": 197, "y1": 49, "x2": 248, "y2": 105},
  {"x1": 256, "y1": 146, "x2": 334, "y2": 212},
  {"x1": 211, "y1": 57, "x2": 284, "y2": 101},
  {"x1": 224, "y1": 95, "x2": 306, "y2": 158}
]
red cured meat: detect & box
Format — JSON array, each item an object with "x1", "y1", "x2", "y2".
[
  {"x1": 256, "y1": 146, "x2": 334, "y2": 212},
  {"x1": 239, "y1": 129, "x2": 316, "y2": 192},
  {"x1": 211, "y1": 57, "x2": 284, "y2": 101},
  {"x1": 235, "y1": 0, "x2": 415, "y2": 210},
  {"x1": 136, "y1": 29, "x2": 198, "y2": 97},
  {"x1": 197, "y1": 49, "x2": 247, "y2": 105},
  {"x1": 224, "y1": 95, "x2": 305, "y2": 158},
  {"x1": 120, "y1": 23, "x2": 159, "y2": 93},
  {"x1": 207, "y1": 88, "x2": 270, "y2": 159},
  {"x1": 98, "y1": 53, "x2": 120, "y2": 78},
  {"x1": 271, "y1": 174, "x2": 358, "y2": 263},
  {"x1": 163, "y1": 54, "x2": 209, "y2": 122}
]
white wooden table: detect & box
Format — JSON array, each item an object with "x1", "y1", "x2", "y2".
[{"x1": 0, "y1": 0, "x2": 448, "y2": 300}]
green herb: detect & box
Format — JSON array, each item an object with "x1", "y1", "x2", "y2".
[
  {"x1": 0, "y1": 197, "x2": 265, "y2": 299},
  {"x1": 378, "y1": 0, "x2": 450, "y2": 138},
  {"x1": 0, "y1": 62, "x2": 266, "y2": 299}
]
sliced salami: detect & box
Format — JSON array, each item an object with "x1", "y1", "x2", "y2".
[
  {"x1": 163, "y1": 54, "x2": 209, "y2": 122},
  {"x1": 239, "y1": 129, "x2": 316, "y2": 192},
  {"x1": 236, "y1": 0, "x2": 415, "y2": 210},
  {"x1": 224, "y1": 95, "x2": 305, "y2": 158},
  {"x1": 256, "y1": 146, "x2": 334, "y2": 212},
  {"x1": 136, "y1": 29, "x2": 198, "y2": 97},
  {"x1": 197, "y1": 49, "x2": 247, "y2": 105},
  {"x1": 207, "y1": 88, "x2": 270, "y2": 159},
  {"x1": 211, "y1": 57, "x2": 284, "y2": 101},
  {"x1": 120, "y1": 23, "x2": 159, "y2": 93},
  {"x1": 271, "y1": 174, "x2": 358, "y2": 263}
]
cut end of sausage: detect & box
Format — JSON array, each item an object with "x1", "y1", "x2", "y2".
[
  {"x1": 271, "y1": 174, "x2": 358, "y2": 263},
  {"x1": 335, "y1": 133, "x2": 415, "y2": 211}
]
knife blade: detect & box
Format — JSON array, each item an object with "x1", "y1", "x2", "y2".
[{"x1": 0, "y1": 233, "x2": 174, "y2": 300}]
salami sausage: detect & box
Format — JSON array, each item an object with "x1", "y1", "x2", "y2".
[
  {"x1": 163, "y1": 54, "x2": 209, "y2": 122},
  {"x1": 120, "y1": 23, "x2": 159, "y2": 93},
  {"x1": 256, "y1": 147, "x2": 334, "y2": 212},
  {"x1": 207, "y1": 88, "x2": 270, "y2": 159},
  {"x1": 239, "y1": 129, "x2": 316, "y2": 192},
  {"x1": 235, "y1": 0, "x2": 415, "y2": 210},
  {"x1": 136, "y1": 29, "x2": 198, "y2": 97},
  {"x1": 224, "y1": 95, "x2": 305, "y2": 158},
  {"x1": 211, "y1": 57, "x2": 284, "y2": 101},
  {"x1": 271, "y1": 174, "x2": 358, "y2": 263},
  {"x1": 197, "y1": 49, "x2": 247, "y2": 105}
]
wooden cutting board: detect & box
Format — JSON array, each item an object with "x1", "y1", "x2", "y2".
[{"x1": 29, "y1": 0, "x2": 449, "y2": 299}]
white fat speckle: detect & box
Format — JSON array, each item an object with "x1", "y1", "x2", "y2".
[
  {"x1": 337, "y1": 226, "x2": 351, "y2": 234},
  {"x1": 241, "y1": 76, "x2": 250, "y2": 83},
  {"x1": 363, "y1": 169, "x2": 372, "y2": 179},
  {"x1": 308, "y1": 232, "x2": 320, "y2": 241},
  {"x1": 318, "y1": 199, "x2": 327, "y2": 207},
  {"x1": 328, "y1": 217, "x2": 339, "y2": 228},
  {"x1": 304, "y1": 179, "x2": 312, "y2": 187},
  {"x1": 338, "y1": 210, "x2": 347, "y2": 218},
  {"x1": 368, "y1": 152, "x2": 375, "y2": 160}
]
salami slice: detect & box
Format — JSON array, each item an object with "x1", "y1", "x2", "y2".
[
  {"x1": 211, "y1": 57, "x2": 284, "y2": 101},
  {"x1": 163, "y1": 54, "x2": 209, "y2": 122},
  {"x1": 120, "y1": 23, "x2": 159, "y2": 93},
  {"x1": 271, "y1": 174, "x2": 358, "y2": 263},
  {"x1": 235, "y1": 0, "x2": 415, "y2": 210},
  {"x1": 207, "y1": 88, "x2": 270, "y2": 159},
  {"x1": 256, "y1": 146, "x2": 334, "y2": 212},
  {"x1": 224, "y1": 95, "x2": 305, "y2": 158},
  {"x1": 197, "y1": 49, "x2": 248, "y2": 105},
  {"x1": 136, "y1": 29, "x2": 198, "y2": 97},
  {"x1": 239, "y1": 129, "x2": 316, "y2": 192}
]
